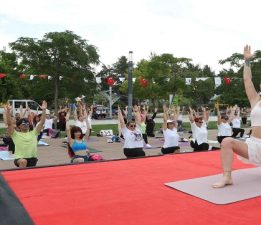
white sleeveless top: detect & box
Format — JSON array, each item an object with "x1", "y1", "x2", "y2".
[
  {"x1": 191, "y1": 122, "x2": 208, "y2": 145},
  {"x1": 163, "y1": 128, "x2": 179, "y2": 148},
  {"x1": 231, "y1": 118, "x2": 241, "y2": 128},
  {"x1": 218, "y1": 122, "x2": 232, "y2": 136},
  {"x1": 250, "y1": 100, "x2": 261, "y2": 126}
]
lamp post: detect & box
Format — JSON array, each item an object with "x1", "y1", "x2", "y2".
[
  {"x1": 109, "y1": 85, "x2": 112, "y2": 119},
  {"x1": 127, "y1": 51, "x2": 133, "y2": 122}
]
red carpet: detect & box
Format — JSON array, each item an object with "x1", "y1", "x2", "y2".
[{"x1": 2, "y1": 151, "x2": 260, "y2": 225}]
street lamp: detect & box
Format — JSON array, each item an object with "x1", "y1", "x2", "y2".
[{"x1": 127, "y1": 51, "x2": 133, "y2": 122}]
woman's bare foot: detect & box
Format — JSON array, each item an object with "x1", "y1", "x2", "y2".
[{"x1": 212, "y1": 172, "x2": 233, "y2": 188}]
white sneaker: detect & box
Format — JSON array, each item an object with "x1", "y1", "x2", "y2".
[{"x1": 145, "y1": 144, "x2": 152, "y2": 148}]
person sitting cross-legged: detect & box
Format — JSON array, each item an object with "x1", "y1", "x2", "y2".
[
  {"x1": 4, "y1": 101, "x2": 47, "y2": 168},
  {"x1": 66, "y1": 110, "x2": 91, "y2": 163}
]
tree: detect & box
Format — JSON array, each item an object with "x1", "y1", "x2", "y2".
[
  {"x1": 0, "y1": 51, "x2": 24, "y2": 102},
  {"x1": 119, "y1": 53, "x2": 191, "y2": 106},
  {"x1": 218, "y1": 49, "x2": 261, "y2": 106},
  {"x1": 9, "y1": 30, "x2": 99, "y2": 123}
]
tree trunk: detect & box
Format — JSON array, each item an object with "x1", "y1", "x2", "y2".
[{"x1": 54, "y1": 75, "x2": 59, "y2": 129}]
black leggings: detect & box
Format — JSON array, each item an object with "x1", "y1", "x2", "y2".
[
  {"x1": 142, "y1": 134, "x2": 148, "y2": 144},
  {"x1": 217, "y1": 136, "x2": 230, "y2": 144},
  {"x1": 232, "y1": 128, "x2": 245, "y2": 138},
  {"x1": 161, "y1": 146, "x2": 180, "y2": 154},
  {"x1": 190, "y1": 141, "x2": 209, "y2": 151},
  {"x1": 14, "y1": 157, "x2": 38, "y2": 167},
  {"x1": 124, "y1": 148, "x2": 145, "y2": 158}
]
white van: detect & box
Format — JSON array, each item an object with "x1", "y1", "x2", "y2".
[{"x1": 0, "y1": 100, "x2": 50, "y2": 116}]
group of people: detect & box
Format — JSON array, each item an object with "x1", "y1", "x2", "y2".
[
  {"x1": 2, "y1": 101, "x2": 95, "y2": 167},
  {"x1": 116, "y1": 45, "x2": 261, "y2": 189},
  {"x1": 1, "y1": 45, "x2": 261, "y2": 190}
]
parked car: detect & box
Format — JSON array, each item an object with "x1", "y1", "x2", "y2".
[
  {"x1": 93, "y1": 105, "x2": 109, "y2": 119},
  {"x1": 0, "y1": 99, "x2": 50, "y2": 116}
]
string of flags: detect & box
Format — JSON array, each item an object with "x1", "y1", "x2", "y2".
[
  {"x1": 0, "y1": 73, "x2": 63, "y2": 80},
  {"x1": 1, "y1": 72, "x2": 236, "y2": 88}
]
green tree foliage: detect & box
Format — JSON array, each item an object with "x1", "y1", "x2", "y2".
[
  {"x1": 9, "y1": 30, "x2": 99, "y2": 112},
  {"x1": 0, "y1": 51, "x2": 24, "y2": 102},
  {"x1": 217, "y1": 49, "x2": 261, "y2": 106}
]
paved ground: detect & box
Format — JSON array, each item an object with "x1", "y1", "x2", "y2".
[{"x1": 0, "y1": 127, "x2": 251, "y2": 171}]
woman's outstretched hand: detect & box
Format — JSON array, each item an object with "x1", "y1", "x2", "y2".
[{"x1": 244, "y1": 45, "x2": 254, "y2": 61}]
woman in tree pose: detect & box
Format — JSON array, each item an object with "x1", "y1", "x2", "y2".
[{"x1": 213, "y1": 45, "x2": 261, "y2": 188}]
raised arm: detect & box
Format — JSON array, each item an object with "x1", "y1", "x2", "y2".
[
  {"x1": 133, "y1": 105, "x2": 141, "y2": 126},
  {"x1": 151, "y1": 107, "x2": 157, "y2": 120},
  {"x1": 118, "y1": 106, "x2": 126, "y2": 129},
  {"x1": 215, "y1": 103, "x2": 222, "y2": 125},
  {"x1": 4, "y1": 104, "x2": 15, "y2": 136},
  {"x1": 141, "y1": 105, "x2": 147, "y2": 122},
  {"x1": 65, "y1": 111, "x2": 73, "y2": 145},
  {"x1": 73, "y1": 107, "x2": 78, "y2": 121},
  {"x1": 188, "y1": 107, "x2": 195, "y2": 123},
  {"x1": 201, "y1": 106, "x2": 208, "y2": 122},
  {"x1": 88, "y1": 105, "x2": 93, "y2": 118},
  {"x1": 84, "y1": 117, "x2": 91, "y2": 142},
  {"x1": 36, "y1": 101, "x2": 47, "y2": 133},
  {"x1": 162, "y1": 104, "x2": 168, "y2": 130},
  {"x1": 82, "y1": 104, "x2": 87, "y2": 119},
  {"x1": 243, "y1": 45, "x2": 260, "y2": 107},
  {"x1": 19, "y1": 104, "x2": 24, "y2": 118},
  {"x1": 3, "y1": 109, "x2": 7, "y2": 126}
]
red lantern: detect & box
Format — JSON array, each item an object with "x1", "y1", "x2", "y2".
[
  {"x1": 39, "y1": 74, "x2": 47, "y2": 79},
  {"x1": 107, "y1": 77, "x2": 115, "y2": 86},
  {"x1": 224, "y1": 77, "x2": 231, "y2": 85},
  {"x1": 0, "y1": 73, "x2": 6, "y2": 79},
  {"x1": 19, "y1": 74, "x2": 26, "y2": 79},
  {"x1": 140, "y1": 78, "x2": 148, "y2": 88}
]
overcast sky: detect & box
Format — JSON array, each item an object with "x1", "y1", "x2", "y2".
[{"x1": 1, "y1": 0, "x2": 261, "y2": 73}]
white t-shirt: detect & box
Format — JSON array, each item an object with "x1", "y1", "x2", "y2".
[
  {"x1": 191, "y1": 121, "x2": 208, "y2": 145},
  {"x1": 121, "y1": 125, "x2": 143, "y2": 148},
  {"x1": 218, "y1": 122, "x2": 232, "y2": 136},
  {"x1": 163, "y1": 128, "x2": 179, "y2": 148},
  {"x1": 44, "y1": 118, "x2": 53, "y2": 129},
  {"x1": 231, "y1": 118, "x2": 241, "y2": 128},
  {"x1": 75, "y1": 120, "x2": 87, "y2": 134}
]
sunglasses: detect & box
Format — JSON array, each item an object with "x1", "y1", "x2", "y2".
[
  {"x1": 21, "y1": 122, "x2": 30, "y2": 126},
  {"x1": 129, "y1": 124, "x2": 136, "y2": 128}
]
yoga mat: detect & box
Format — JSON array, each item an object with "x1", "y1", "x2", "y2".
[
  {"x1": 0, "y1": 151, "x2": 15, "y2": 160},
  {"x1": 165, "y1": 167, "x2": 261, "y2": 204}
]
